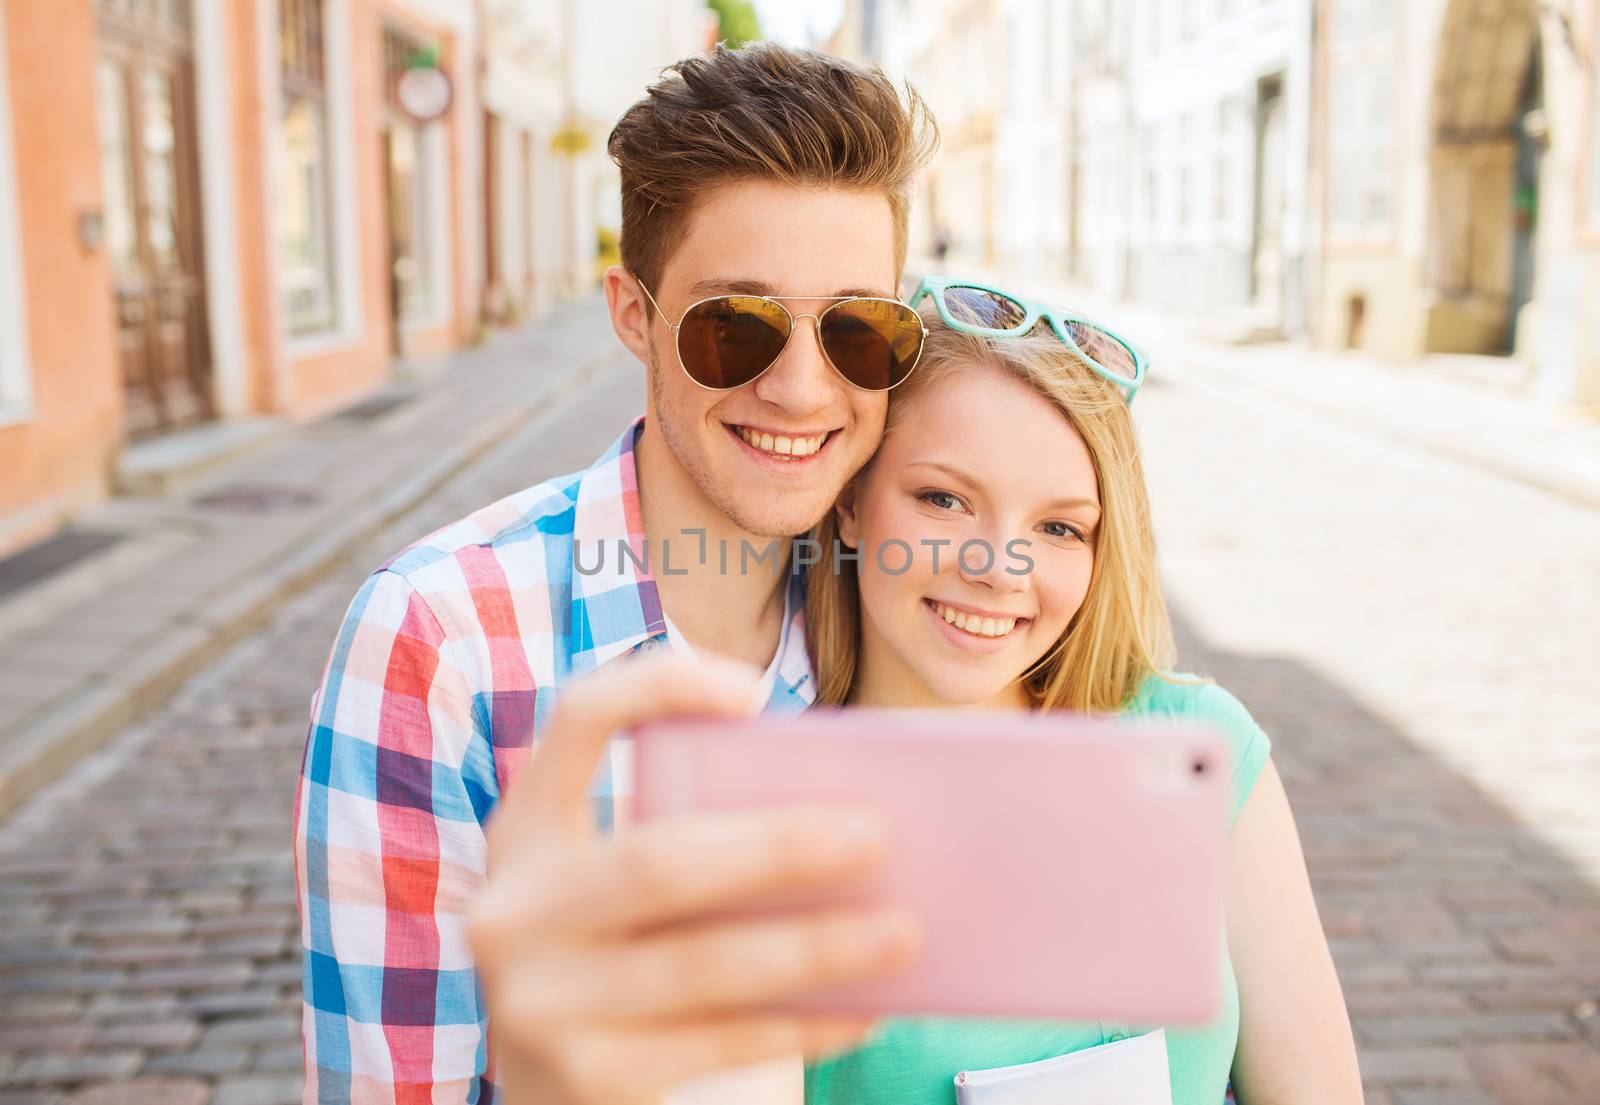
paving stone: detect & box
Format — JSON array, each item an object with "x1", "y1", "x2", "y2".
[
  {"x1": 121, "y1": 964, "x2": 253, "y2": 992},
  {"x1": 0, "y1": 998, "x2": 81, "y2": 1026},
  {"x1": 0, "y1": 969, "x2": 127, "y2": 995},
  {"x1": 1391, "y1": 1090, "x2": 1498, "y2": 1105},
  {"x1": 92, "y1": 1020, "x2": 202, "y2": 1050},
  {"x1": 250, "y1": 1045, "x2": 301, "y2": 1074},
  {"x1": 140, "y1": 1048, "x2": 251, "y2": 1079},
  {"x1": 1355, "y1": 1012, "x2": 1576, "y2": 1045},
  {"x1": 209, "y1": 1075, "x2": 301, "y2": 1105},
  {"x1": 0, "y1": 1024, "x2": 96, "y2": 1052},
  {"x1": 2, "y1": 1051, "x2": 143, "y2": 1086},
  {"x1": 1466, "y1": 1041, "x2": 1600, "y2": 1105},
  {"x1": 178, "y1": 991, "x2": 281, "y2": 1019},
  {"x1": 63, "y1": 1078, "x2": 210, "y2": 1105},
  {"x1": 198, "y1": 1015, "x2": 298, "y2": 1047},
  {"x1": 1358, "y1": 1045, "x2": 1473, "y2": 1087}
]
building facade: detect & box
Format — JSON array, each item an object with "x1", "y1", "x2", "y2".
[
  {"x1": 853, "y1": 0, "x2": 1316, "y2": 332},
  {"x1": 840, "y1": 0, "x2": 1600, "y2": 403},
  {"x1": 0, "y1": 0, "x2": 712, "y2": 561},
  {"x1": 1313, "y1": 0, "x2": 1600, "y2": 407},
  {"x1": 1095, "y1": 0, "x2": 1316, "y2": 336}
]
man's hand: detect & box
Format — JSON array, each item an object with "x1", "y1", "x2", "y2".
[{"x1": 467, "y1": 653, "x2": 920, "y2": 1105}]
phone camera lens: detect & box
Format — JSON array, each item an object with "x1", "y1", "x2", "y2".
[{"x1": 1192, "y1": 758, "x2": 1208, "y2": 775}]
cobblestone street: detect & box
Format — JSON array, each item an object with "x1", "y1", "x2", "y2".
[{"x1": 1, "y1": 333, "x2": 1598, "y2": 1104}]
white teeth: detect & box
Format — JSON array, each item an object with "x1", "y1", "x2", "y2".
[
  {"x1": 736, "y1": 427, "x2": 828, "y2": 458},
  {"x1": 931, "y1": 601, "x2": 1018, "y2": 638}
]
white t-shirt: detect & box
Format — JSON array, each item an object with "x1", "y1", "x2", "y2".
[{"x1": 657, "y1": 581, "x2": 804, "y2": 1105}]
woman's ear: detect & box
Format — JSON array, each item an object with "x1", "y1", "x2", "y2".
[{"x1": 835, "y1": 480, "x2": 861, "y2": 548}]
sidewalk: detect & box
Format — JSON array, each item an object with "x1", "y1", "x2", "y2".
[
  {"x1": 0, "y1": 295, "x2": 624, "y2": 817},
  {"x1": 937, "y1": 265, "x2": 1600, "y2": 514}
]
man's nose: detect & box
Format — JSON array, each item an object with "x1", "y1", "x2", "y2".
[{"x1": 750, "y1": 314, "x2": 838, "y2": 413}]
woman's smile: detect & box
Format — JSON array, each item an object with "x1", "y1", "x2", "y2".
[{"x1": 923, "y1": 598, "x2": 1030, "y2": 649}]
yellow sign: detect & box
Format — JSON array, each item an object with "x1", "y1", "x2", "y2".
[{"x1": 550, "y1": 125, "x2": 592, "y2": 156}]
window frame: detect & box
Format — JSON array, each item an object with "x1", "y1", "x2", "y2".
[
  {"x1": 0, "y1": 2, "x2": 34, "y2": 428},
  {"x1": 1585, "y1": 0, "x2": 1600, "y2": 233},
  {"x1": 276, "y1": 0, "x2": 340, "y2": 339}
]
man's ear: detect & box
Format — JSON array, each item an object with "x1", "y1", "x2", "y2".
[
  {"x1": 834, "y1": 479, "x2": 862, "y2": 549},
  {"x1": 603, "y1": 266, "x2": 653, "y2": 367}
]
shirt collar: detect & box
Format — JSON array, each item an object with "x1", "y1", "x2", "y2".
[
  {"x1": 568, "y1": 416, "x2": 666, "y2": 671},
  {"x1": 565, "y1": 417, "x2": 816, "y2": 709}
]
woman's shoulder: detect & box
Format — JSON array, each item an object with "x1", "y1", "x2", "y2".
[
  {"x1": 1125, "y1": 671, "x2": 1272, "y2": 829},
  {"x1": 1127, "y1": 671, "x2": 1260, "y2": 730}
]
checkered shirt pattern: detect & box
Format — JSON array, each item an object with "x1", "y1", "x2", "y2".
[{"x1": 292, "y1": 416, "x2": 816, "y2": 1103}]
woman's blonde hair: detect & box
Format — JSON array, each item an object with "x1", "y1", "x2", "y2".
[{"x1": 805, "y1": 305, "x2": 1192, "y2": 713}]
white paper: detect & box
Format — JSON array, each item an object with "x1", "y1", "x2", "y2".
[{"x1": 953, "y1": 1028, "x2": 1172, "y2": 1105}]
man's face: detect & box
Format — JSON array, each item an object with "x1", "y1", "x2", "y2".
[{"x1": 633, "y1": 180, "x2": 898, "y2": 538}]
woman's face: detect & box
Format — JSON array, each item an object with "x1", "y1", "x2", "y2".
[{"x1": 837, "y1": 364, "x2": 1101, "y2": 708}]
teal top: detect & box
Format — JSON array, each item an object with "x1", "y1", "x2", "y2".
[{"x1": 804, "y1": 672, "x2": 1272, "y2": 1105}]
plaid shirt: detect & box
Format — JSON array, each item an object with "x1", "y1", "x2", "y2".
[{"x1": 292, "y1": 417, "x2": 815, "y2": 1103}]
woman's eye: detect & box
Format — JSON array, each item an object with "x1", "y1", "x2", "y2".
[
  {"x1": 1041, "y1": 520, "x2": 1086, "y2": 541},
  {"x1": 916, "y1": 490, "x2": 964, "y2": 512}
]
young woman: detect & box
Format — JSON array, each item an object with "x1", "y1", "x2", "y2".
[{"x1": 799, "y1": 284, "x2": 1364, "y2": 1105}]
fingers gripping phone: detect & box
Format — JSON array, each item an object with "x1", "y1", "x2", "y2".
[{"x1": 629, "y1": 709, "x2": 1229, "y2": 1025}]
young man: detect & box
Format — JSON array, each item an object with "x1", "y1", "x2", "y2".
[{"x1": 294, "y1": 44, "x2": 936, "y2": 1104}]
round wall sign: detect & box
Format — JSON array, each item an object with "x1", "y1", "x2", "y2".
[{"x1": 396, "y1": 65, "x2": 453, "y2": 123}]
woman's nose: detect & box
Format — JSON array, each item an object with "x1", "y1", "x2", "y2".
[{"x1": 955, "y1": 532, "x2": 1030, "y2": 592}]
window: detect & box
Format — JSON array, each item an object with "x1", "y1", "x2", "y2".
[
  {"x1": 1177, "y1": 112, "x2": 1195, "y2": 228},
  {"x1": 1326, "y1": 0, "x2": 1398, "y2": 241},
  {"x1": 0, "y1": 1, "x2": 32, "y2": 421},
  {"x1": 1588, "y1": 43, "x2": 1600, "y2": 226},
  {"x1": 277, "y1": 0, "x2": 338, "y2": 336},
  {"x1": 1215, "y1": 100, "x2": 1233, "y2": 223},
  {"x1": 1143, "y1": 125, "x2": 1161, "y2": 225},
  {"x1": 383, "y1": 24, "x2": 445, "y2": 326}
]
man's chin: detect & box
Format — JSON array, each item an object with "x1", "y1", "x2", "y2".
[{"x1": 716, "y1": 491, "x2": 834, "y2": 542}]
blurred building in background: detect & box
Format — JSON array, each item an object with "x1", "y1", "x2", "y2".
[
  {"x1": 0, "y1": 0, "x2": 712, "y2": 560},
  {"x1": 1316, "y1": 0, "x2": 1599, "y2": 407},
  {"x1": 848, "y1": 0, "x2": 1314, "y2": 333},
  {"x1": 840, "y1": 0, "x2": 1600, "y2": 404}
]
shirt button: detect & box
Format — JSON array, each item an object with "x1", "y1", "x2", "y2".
[{"x1": 636, "y1": 637, "x2": 664, "y2": 655}]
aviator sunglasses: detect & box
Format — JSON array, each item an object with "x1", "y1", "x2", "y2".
[{"x1": 634, "y1": 277, "x2": 927, "y2": 392}]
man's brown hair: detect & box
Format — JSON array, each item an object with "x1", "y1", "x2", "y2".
[{"x1": 607, "y1": 43, "x2": 938, "y2": 300}]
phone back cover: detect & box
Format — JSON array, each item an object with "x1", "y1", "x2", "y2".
[{"x1": 630, "y1": 709, "x2": 1228, "y2": 1024}]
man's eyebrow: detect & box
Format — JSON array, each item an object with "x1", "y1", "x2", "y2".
[
  {"x1": 687, "y1": 277, "x2": 897, "y2": 299},
  {"x1": 910, "y1": 460, "x2": 1101, "y2": 512}
]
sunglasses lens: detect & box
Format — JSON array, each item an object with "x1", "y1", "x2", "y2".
[
  {"x1": 1065, "y1": 320, "x2": 1139, "y2": 384},
  {"x1": 941, "y1": 286, "x2": 1029, "y2": 331},
  {"x1": 677, "y1": 296, "x2": 792, "y2": 388},
  {"x1": 819, "y1": 300, "x2": 925, "y2": 390}
]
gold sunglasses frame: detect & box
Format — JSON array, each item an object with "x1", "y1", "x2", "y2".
[{"x1": 634, "y1": 278, "x2": 928, "y2": 393}]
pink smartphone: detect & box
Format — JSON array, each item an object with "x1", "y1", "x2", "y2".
[{"x1": 627, "y1": 708, "x2": 1229, "y2": 1025}]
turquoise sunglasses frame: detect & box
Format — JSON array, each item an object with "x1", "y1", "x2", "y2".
[{"x1": 906, "y1": 276, "x2": 1149, "y2": 404}]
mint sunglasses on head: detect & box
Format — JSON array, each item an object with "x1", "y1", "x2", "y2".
[{"x1": 907, "y1": 276, "x2": 1149, "y2": 404}]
